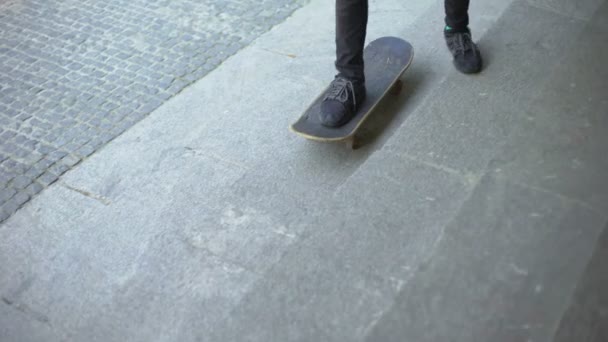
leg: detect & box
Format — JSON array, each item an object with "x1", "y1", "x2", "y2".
[
  {"x1": 319, "y1": 0, "x2": 368, "y2": 128},
  {"x1": 444, "y1": 0, "x2": 470, "y2": 31},
  {"x1": 443, "y1": 0, "x2": 482, "y2": 73},
  {"x1": 335, "y1": 0, "x2": 368, "y2": 82}
]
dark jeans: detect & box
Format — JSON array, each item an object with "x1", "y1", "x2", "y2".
[{"x1": 336, "y1": 0, "x2": 470, "y2": 80}]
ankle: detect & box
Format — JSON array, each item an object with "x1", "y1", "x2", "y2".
[{"x1": 444, "y1": 25, "x2": 469, "y2": 34}]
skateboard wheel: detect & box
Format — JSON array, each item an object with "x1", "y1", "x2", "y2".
[
  {"x1": 391, "y1": 80, "x2": 403, "y2": 95},
  {"x1": 345, "y1": 137, "x2": 358, "y2": 150}
]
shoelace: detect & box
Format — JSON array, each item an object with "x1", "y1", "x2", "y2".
[
  {"x1": 324, "y1": 78, "x2": 357, "y2": 109},
  {"x1": 449, "y1": 32, "x2": 473, "y2": 55}
]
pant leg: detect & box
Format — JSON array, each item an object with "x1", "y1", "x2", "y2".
[
  {"x1": 444, "y1": 0, "x2": 470, "y2": 31},
  {"x1": 335, "y1": 0, "x2": 368, "y2": 81}
]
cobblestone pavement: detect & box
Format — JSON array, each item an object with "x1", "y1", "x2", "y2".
[{"x1": 0, "y1": 0, "x2": 307, "y2": 223}]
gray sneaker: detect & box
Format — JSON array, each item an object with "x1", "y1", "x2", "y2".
[
  {"x1": 319, "y1": 76, "x2": 366, "y2": 127},
  {"x1": 444, "y1": 28, "x2": 482, "y2": 74}
]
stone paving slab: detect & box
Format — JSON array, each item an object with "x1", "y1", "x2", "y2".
[
  {"x1": 495, "y1": 9, "x2": 608, "y2": 213},
  {"x1": 208, "y1": 150, "x2": 473, "y2": 341},
  {"x1": 385, "y1": 0, "x2": 590, "y2": 175},
  {"x1": 1, "y1": 0, "x2": 607, "y2": 340},
  {"x1": 0, "y1": 301, "x2": 61, "y2": 342},
  {"x1": 366, "y1": 173, "x2": 607, "y2": 342},
  {"x1": 553, "y1": 224, "x2": 608, "y2": 342},
  {"x1": 526, "y1": 0, "x2": 605, "y2": 20},
  {"x1": 0, "y1": 0, "x2": 308, "y2": 223}
]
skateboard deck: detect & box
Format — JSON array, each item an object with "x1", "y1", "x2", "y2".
[{"x1": 290, "y1": 36, "x2": 413, "y2": 148}]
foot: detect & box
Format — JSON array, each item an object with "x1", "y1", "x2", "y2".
[
  {"x1": 319, "y1": 76, "x2": 366, "y2": 127},
  {"x1": 444, "y1": 27, "x2": 482, "y2": 74}
]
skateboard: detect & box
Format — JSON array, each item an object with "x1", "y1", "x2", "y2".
[{"x1": 290, "y1": 36, "x2": 414, "y2": 149}]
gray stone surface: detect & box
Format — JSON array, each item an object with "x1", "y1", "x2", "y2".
[
  {"x1": 366, "y1": 174, "x2": 607, "y2": 342},
  {"x1": 0, "y1": 0, "x2": 308, "y2": 224},
  {"x1": 0, "y1": 181, "x2": 264, "y2": 342},
  {"x1": 495, "y1": 7, "x2": 608, "y2": 213},
  {"x1": 526, "y1": 0, "x2": 605, "y2": 20},
  {"x1": 1, "y1": 0, "x2": 607, "y2": 340},
  {"x1": 69, "y1": 235, "x2": 260, "y2": 342},
  {"x1": 385, "y1": 0, "x2": 590, "y2": 175},
  {"x1": 209, "y1": 151, "x2": 472, "y2": 341},
  {"x1": 0, "y1": 301, "x2": 62, "y2": 342},
  {"x1": 553, "y1": 224, "x2": 608, "y2": 342}
]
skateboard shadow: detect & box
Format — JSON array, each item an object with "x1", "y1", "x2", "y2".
[{"x1": 356, "y1": 38, "x2": 494, "y2": 150}]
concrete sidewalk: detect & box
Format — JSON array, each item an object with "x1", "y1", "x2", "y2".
[{"x1": 1, "y1": 0, "x2": 607, "y2": 341}]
